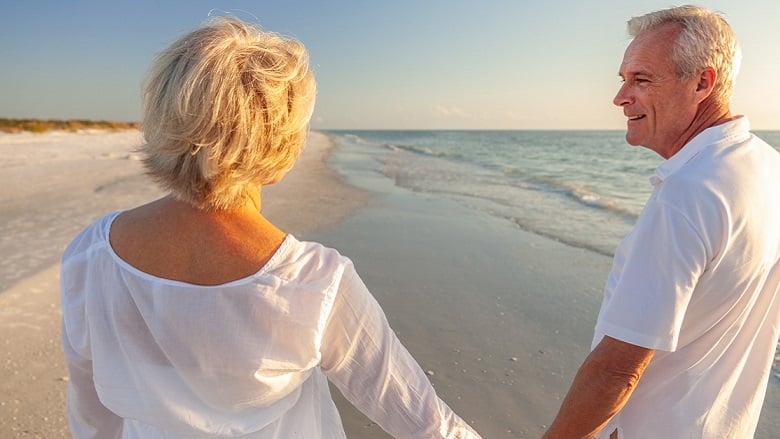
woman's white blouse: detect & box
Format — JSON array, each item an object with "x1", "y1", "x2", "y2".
[{"x1": 61, "y1": 212, "x2": 480, "y2": 438}]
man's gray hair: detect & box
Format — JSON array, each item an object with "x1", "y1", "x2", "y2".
[{"x1": 627, "y1": 5, "x2": 741, "y2": 106}]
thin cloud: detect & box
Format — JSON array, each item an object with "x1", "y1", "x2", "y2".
[{"x1": 434, "y1": 104, "x2": 467, "y2": 118}]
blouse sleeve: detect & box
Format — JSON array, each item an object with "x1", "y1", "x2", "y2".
[
  {"x1": 61, "y1": 311, "x2": 123, "y2": 438},
  {"x1": 319, "y1": 262, "x2": 481, "y2": 439}
]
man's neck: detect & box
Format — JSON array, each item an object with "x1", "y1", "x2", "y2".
[{"x1": 665, "y1": 99, "x2": 732, "y2": 159}]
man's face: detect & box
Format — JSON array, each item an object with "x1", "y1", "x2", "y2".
[{"x1": 613, "y1": 24, "x2": 701, "y2": 158}]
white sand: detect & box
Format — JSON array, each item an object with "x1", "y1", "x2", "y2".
[{"x1": 0, "y1": 130, "x2": 160, "y2": 436}]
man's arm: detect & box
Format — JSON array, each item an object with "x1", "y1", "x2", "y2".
[{"x1": 542, "y1": 335, "x2": 654, "y2": 439}]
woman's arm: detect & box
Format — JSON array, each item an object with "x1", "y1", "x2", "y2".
[{"x1": 319, "y1": 264, "x2": 481, "y2": 439}]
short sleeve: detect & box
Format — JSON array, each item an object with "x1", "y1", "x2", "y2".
[{"x1": 595, "y1": 200, "x2": 708, "y2": 352}]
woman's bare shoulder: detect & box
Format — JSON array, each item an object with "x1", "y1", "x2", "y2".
[{"x1": 109, "y1": 197, "x2": 286, "y2": 285}]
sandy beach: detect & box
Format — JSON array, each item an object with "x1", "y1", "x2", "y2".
[{"x1": 0, "y1": 129, "x2": 778, "y2": 438}]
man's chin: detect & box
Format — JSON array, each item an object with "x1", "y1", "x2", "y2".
[{"x1": 624, "y1": 133, "x2": 643, "y2": 146}]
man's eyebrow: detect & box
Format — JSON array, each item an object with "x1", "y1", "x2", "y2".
[{"x1": 618, "y1": 69, "x2": 655, "y2": 79}]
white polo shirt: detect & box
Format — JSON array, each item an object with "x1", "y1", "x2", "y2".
[{"x1": 593, "y1": 117, "x2": 780, "y2": 438}]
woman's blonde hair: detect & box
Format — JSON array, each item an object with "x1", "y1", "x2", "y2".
[{"x1": 140, "y1": 16, "x2": 316, "y2": 210}]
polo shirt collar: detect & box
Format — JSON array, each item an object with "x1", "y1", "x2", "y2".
[{"x1": 650, "y1": 116, "x2": 751, "y2": 186}]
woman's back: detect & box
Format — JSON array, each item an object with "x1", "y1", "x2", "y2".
[{"x1": 63, "y1": 211, "x2": 349, "y2": 437}]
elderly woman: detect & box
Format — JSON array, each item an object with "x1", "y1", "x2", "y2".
[{"x1": 60, "y1": 17, "x2": 480, "y2": 439}]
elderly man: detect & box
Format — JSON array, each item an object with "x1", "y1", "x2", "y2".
[{"x1": 543, "y1": 6, "x2": 780, "y2": 439}]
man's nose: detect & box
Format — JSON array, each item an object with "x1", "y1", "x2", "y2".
[{"x1": 613, "y1": 82, "x2": 632, "y2": 107}]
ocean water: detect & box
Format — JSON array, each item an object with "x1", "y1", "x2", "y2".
[
  {"x1": 326, "y1": 129, "x2": 780, "y2": 383},
  {"x1": 326, "y1": 130, "x2": 780, "y2": 257}
]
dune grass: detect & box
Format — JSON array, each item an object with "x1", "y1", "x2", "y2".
[{"x1": 0, "y1": 118, "x2": 140, "y2": 133}]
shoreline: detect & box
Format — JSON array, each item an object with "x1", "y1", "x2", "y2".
[
  {"x1": 312, "y1": 135, "x2": 611, "y2": 436},
  {"x1": 262, "y1": 131, "x2": 374, "y2": 237}
]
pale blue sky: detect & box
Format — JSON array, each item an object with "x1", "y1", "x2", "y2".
[{"x1": 1, "y1": 1, "x2": 777, "y2": 129}]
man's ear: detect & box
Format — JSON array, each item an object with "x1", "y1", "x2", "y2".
[{"x1": 694, "y1": 67, "x2": 717, "y2": 103}]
